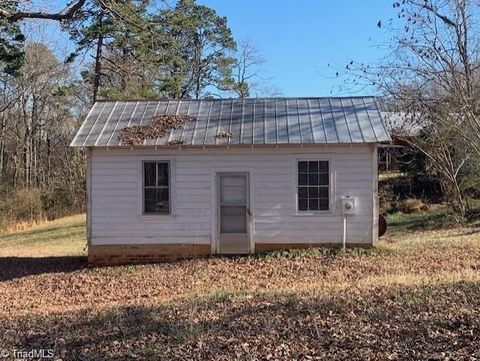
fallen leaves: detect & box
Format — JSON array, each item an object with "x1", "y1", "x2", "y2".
[
  {"x1": 0, "y1": 227, "x2": 479, "y2": 359},
  {"x1": 215, "y1": 131, "x2": 232, "y2": 139},
  {"x1": 119, "y1": 115, "x2": 195, "y2": 146}
]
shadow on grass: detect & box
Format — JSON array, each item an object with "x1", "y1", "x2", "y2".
[
  {"x1": 386, "y1": 208, "x2": 460, "y2": 233},
  {"x1": 4, "y1": 280, "x2": 480, "y2": 360},
  {"x1": 467, "y1": 208, "x2": 480, "y2": 228},
  {"x1": 0, "y1": 224, "x2": 85, "y2": 245},
  {"x1": 0, "y1": 256, "x2": 87, "y2": 282},
  {"x1": 1, "y1": 224, "x2": 84, "y2": 238},
  {"x1": 386, "y1": 203, "x2": 480, "y2": 235}
]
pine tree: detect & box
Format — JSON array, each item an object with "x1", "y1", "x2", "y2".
[
  {"x1": 67, "y1": 0, "x2": 158, "y2": 102},
  {"x1": 0, "y1": 1, "x2": 25, "y2": 75},
  {"x1": 159, "y1": 0, "x2": 236, "y2": 99}
]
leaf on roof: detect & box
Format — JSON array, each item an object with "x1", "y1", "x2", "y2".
[
  {"x1": 119, "y1": 115, "x2": 195, "y2": 146},
  {"x1": 215, "y1": 131, "x2": 232, "y2": 139}
]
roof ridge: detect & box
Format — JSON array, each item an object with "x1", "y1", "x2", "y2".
[{"x1": 93, "y1": 96, "x2": 377, "y2": 104}]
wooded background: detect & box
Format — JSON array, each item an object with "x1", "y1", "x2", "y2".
[
  {"x1": 0, "y1": 0, "x2": 479, "y2": 228},
  {"x1": 0, "y1": 0, "x2": 274, "y2": 228}
]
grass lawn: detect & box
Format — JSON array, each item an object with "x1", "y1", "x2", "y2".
[
  {"x1": 0, "y1": 210, "x2": 479, "y2": 359},
  {"x1": 0, "y1": 214, "x2": 86, "y2": 257}
]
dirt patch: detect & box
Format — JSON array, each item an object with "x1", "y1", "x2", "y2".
[{"x1": 119, "y1": 115, "x2": 195, "y2": 146}]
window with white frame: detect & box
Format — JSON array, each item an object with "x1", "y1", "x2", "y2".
[
  {"x1": 297, "y1": 160, "x2": 330, "y2": 212},
  {"x1": 143, "y1": 161, "x2": 170, "y2": 214}
]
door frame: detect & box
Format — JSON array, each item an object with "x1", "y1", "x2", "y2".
[{"x1": 213, "y1": 170, "x2": 253, "y2": 254}]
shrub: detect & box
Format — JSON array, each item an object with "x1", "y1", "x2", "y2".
[
  {"x1": 380, "y1": 201, "x2": 394, "y2": 214},
  {"x1": 0, "y1": 188, "x2": 45, "y2": 225},
  {"x1": 0, "y1": 186, "x2": 85, "y2": 230},
  {"x1": 398, "y1": 198, "x2": 430, "y2": 214}
]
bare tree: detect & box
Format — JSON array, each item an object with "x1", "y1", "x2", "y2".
[
  {"x1": 350, "y1": 0, "x2": 480, "y2": 154},
  {"x1": 344, "y1": 0, "x2": 480, "y2": 218},
  {"x1": 222, "y1": 39, "x2": 267, "y2": 98},
  {"x1": 0, "y1": 42, "x2": 87, "y2": 223}
]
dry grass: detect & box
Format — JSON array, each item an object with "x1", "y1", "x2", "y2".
[
  {"x1": 0, "y1": 214, "x2": 86, "y2": 257},
  {"x1": 0, "y1": 211, "x2": 479, "y2": 359}
]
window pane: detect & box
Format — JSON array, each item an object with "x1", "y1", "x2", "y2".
[
  {"x1": 308, "y1": 173, "x2": 319, "y2": 185},
  {"x1": 319, "y1": 187, "x2": 329, "y2": 199},
  {"x1": 308, "y1": 187, "x2": 319, "y2": 198},
  {"x1": 299, "y1": 198, "x2": 308, "y2": 211},
  {"x1": 298, "y1": 187, "x2": 308, "y2": 198},
  {"x1": 319, "y1": 174, "x2": 329, "y2": 186},
  {"x1": 221, "y1": 176, "x2": 246, "y2": 205},
  {"x1": 308, "y1": 199, "x2": 319, "y2": 211},
  {"x1": 144, "y1": 188, "x2": 169, "y2": 213},
  {"x1": 144, "y1": 162, "x2": 156, "y2": 187},
  {"x1": 319, "y1": 161, "x2": 329, "y2": 173},
  {"x1": 298, "y1": 173, "x2": 308, "y2": 186},
  {"x1": 297, "y1": 160, "x2": 330, "y2": 212},
  {"x1": 319, "y1": 199, "x2": 329, "y2": 211},
  {"x1": 220, "y1": 206, "x2": 246, "y2": 233},
  {"x1": 158, "y1": 163, "x2": 169, "y2": 186},
  {"x1": 298, "y1": 161, "x2": 308, "y2": 172},
  {"x1": 308, "y1": 161, "x2": 319, "y2": 172}
]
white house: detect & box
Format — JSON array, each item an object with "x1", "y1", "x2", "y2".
[{"x1": 71, "y1": 97, "x2": 390, "y2": 265}]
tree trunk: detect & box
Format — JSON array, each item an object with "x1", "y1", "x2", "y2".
[
  {"x1": 93, "y1": 13, "x2": 104, "y2": 103},
  {"x1": 193, "y1": 33, "x2": 202, "y2": 99}
]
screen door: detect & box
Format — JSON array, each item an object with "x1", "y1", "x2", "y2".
[{"x1": 218, "y1": 173, "x2": 250, "y2": 254}]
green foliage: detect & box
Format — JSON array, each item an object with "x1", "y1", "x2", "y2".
[
  {"x1": 459, "y1": 154, "x2": 480, "y2": 199},
  {"x1": 385, "y1": 206, "x2": 460, "y2": 234},
  {"x1": 0, "y1": 1, "x2": 25, "y2": 75},
  {"x1": 157, "y1": 0, "x2": 236, "y2": 98},
  {"x1": 101, "y1": 84, "x2": 160, "y2": 101},
  {"x1": 379, "y1": 172, "x2": 442, "y2": 215},
  {"x1": 65, "y1": 0, "x2": 237, "y2": 100},
  {"x1": 65, "y1": 0, "x2": 157, "y2": 101}
]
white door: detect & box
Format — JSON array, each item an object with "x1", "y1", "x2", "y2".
[{"x1": 218, "y1": 173, "x2": 250, "y2": 254}]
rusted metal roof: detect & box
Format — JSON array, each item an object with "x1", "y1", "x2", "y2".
[{"x1": 71, "y1": 97, "x2": 391, "y2": 147}]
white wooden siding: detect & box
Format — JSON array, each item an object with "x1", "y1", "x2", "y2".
[{"x1": 90, "y1": 145, "x2": 376, "y2": 247}]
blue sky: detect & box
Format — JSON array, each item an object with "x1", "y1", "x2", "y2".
[
  {"x1": 197, "y1": 1, "x2": 396, "y2": 96},
  {"x1": 29, "y1": 0, "x2": 396, "y2": 97}
]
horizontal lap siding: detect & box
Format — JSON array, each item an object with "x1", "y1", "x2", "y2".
[{"x1": 90, "y1": 145, "x2": 374, "y2": 246}]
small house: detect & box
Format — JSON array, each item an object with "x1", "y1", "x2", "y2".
[{"x1": 71, "y1": 97, "x2": 390, "y2": 265}]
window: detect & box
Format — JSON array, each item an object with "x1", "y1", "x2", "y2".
[
  {"x1": 143, "y1": 161, "x2": 170, "y2": 214},
  {"x1": 297, "y1": 160, "x2": 330, "y2": 212}
]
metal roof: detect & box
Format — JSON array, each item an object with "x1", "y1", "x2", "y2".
[
  {"x1": 71, "y1": 97, "x2": 391, "y2": 147},
  {"x1": 381, "y1": 112, "x2": 422, "y2": 135}
]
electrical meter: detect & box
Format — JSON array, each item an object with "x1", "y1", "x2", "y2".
[{"x1": 341, "y1": 196, "x2": 355, "y2": 216}]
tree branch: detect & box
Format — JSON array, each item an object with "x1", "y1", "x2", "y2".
[{"x1": 0, "y1": 0, "x2": 87, "y2": 22}]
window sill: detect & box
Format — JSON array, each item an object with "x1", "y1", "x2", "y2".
[
  {"x1": 138, "y1": 214, "x2": 176, "y2": 221},
  {"x1": 292, "y1": 211, "x2": 336, "y2": 217}
]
